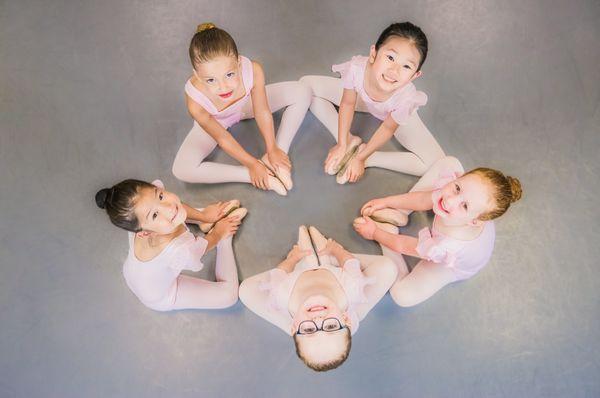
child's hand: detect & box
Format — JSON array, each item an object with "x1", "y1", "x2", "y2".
[
  {"x1": 324, "y1": 144, "x2": 347, "y2": 173},
  {"x1": 361, "y1": 198, "x2": 388, "y2": 217},
  {"x1": 347, "y1": 157, "x2": 365, "y2": 183},
  {"x1": 286, "y1": 244, "x2": 311, "y2": 263},
  {"x1": 209, "y1": 215, "x2": 242, "y2": 240},
  {"x1": 248, "y1": 160, "x2": 273, "y2": 190},
  {"x1": 267, "y1": 147, "x2": 291, "y2": 171},
  {"x1": 317, "y1": 238, "x2": 345, "y2": 257},
  {"x1": 201, "y1": 201, "x2": 229, "y2": 223},
  {"x1": 353, "y1": 217, "x2": 376, "y2": 240}
]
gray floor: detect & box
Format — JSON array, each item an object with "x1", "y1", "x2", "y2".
[{"x1": 1, "y1": 0, "x2": 599, "y2": 397}]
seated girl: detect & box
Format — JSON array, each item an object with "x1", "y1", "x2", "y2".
[
  {"x1": 95, "y1": 179, "x2": 246, "y2": 311},
  {"x1": 239, "y1": 226, "x2": 397, "y2": 371}
]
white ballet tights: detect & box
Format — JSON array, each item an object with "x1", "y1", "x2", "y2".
[
  {"x1": 172, "y1": 81, "x2": 311, "y2": 184},
  {"x1": 299, "y1": 75, "x2": 446, "y2": 176},
  {"x1": 170, "y1": 237, "x2": 239, "y2": 310}
]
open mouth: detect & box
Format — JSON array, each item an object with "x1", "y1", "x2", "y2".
[
  {"x1": 438, "y1": 197, "x2": 450, "y2": 215},
  {"x1": 382, "y1": 74, "x2": 397, "y2": 84},
  {"x1": 308, "y1": 306, "x2": 327, "y2": 312},
  {"x1": 171, "y1": 205, "x2": 179, "y2": 222},
  {"x1": 218, "y1": 90, "x2": 233, "y2": 99}
]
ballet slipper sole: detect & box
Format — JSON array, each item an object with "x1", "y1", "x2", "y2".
[
  {"x1": 308, "y1": 226, "x2": 328, "y2": 252},
  {"x1": 298, "y1": 225, "x2": 319, "y2": 267},
  {"x1": 336, "y1": 143, "x2": 365, "y2": 184},
  {"x1": 370, "y1": 208, "x2": 408, "y2": 227},
  {"x1": 259, "y1": 157, "x2": 289, "y2": 195},
  {"x1": 228, "y1": 207, "x2": 248, "y2": 221},
  {"x1": 200, "y1": 200, "x2": 242, "y2": 233}
]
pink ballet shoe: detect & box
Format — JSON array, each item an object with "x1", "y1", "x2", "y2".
[
  {"x1": 298, "y1": 225, "x2": 318, "y2": 267},
  {"x1": 199, "y1": 200, "x2": 241, "y2": 233},
  {"x1": 325, "y1": 136, "x2": 362, "y2": 176},
  {"x1": 370, "y1": 208, "x2": 409, "y2": 227},
  {"x1": 259, "y1": 155, "x2": 292, "y2": 194},
  {"x1": 308, "y1": 226, "x2": 336, "y2": 266},
  {"x1": 228, "y1": 207, "x2": 248, "y2": 222},
  {"x1": 336, "y1": 143, "x2": 365, "y2": 185}
]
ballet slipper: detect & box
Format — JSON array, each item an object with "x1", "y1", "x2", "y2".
[
  {"x1": 228, "y1": 207, "x2": 248, "y2": 222},
  {"x1": 325, "y1": 136, "x2": 362, "y2": 175},
  {"x1": 199, "y1": 200, "x2": 241, "y2": 233},
  {"x1": 308, "y1": 226, "x2": 337, "y2": 266},
  {"x1": 298, "y1": 225, "x2": 319, "y2": 267},
  {"x1": 336, "y1": 143, "x2": 365, "y2": 185},
  {"x1": 259, "y1": 156, "x2": 290, "y2": 195},
  {"x1": 370, "y1": 208, "x2": 409, "y2": 227}
]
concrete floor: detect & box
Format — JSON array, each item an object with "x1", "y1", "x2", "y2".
[{"x1": 1, "y1": 0, "x2": 599, "y2": 397}]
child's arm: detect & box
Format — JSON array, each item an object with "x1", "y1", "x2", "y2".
[
  {"x1": 372, "y1": 229, "x2": 420, "y2": 258},
  {"x1": 250, "y1": 61, "x2": 291, "y2": 170},
  {"x1": 182, "y1": 202, "x2": 228, "y2": 224},
  {"x1": 277, "y1": 245, "x2": 311, "y2": 273},
  {"x1": 346, "y1": 115, "x2": 397, "y2": 182},
  {"x1": 361, "y1": 190, "x2": 434, "y2": 215},
  {"x1": 325, "y1": 89, "x2": 358, "y2": 167},
  {"x1": 203, "y1": 215, "x2": 242, "y2": 252},
  {"x1": 188, "y1": 100, "x2": 271, "y2": 189}
]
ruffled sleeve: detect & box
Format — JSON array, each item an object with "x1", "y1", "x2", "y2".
[
  {"x1": 258, "y1": 268, "x2": 288, "y2": 311},
  {"x1": 167, "y1": 234, "x2": 207, "y2": 273},
  {"x1": 340, "y1": 258, "x2": 376, "y2": 304},
  {"x1": 390, "y1": 86, "x2": 428, "y2": 125},
  {"x1": 416, "y1": 227, "x2": 457, "y2": 267},
  {"x1": 332, "y1": 56, "x2": 359, "y2": 90}
]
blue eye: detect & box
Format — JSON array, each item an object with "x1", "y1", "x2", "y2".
[
  {"x1": 206, "y1": 78, "x2": 215, "y2": 84},
  {"x1": 226, "y1": 72, "x2": 235, "y2": 78}
]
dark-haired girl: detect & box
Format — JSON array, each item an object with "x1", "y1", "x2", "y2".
[
  {"x1": 95, "y1": 179, "x2": 246, "y2": 311},
  {"x1": 172, "y1": 23, "x2": 312, "y2": 196},
  {"x1": 300, "y1": 22, "x2": 445, "y2": 184}
]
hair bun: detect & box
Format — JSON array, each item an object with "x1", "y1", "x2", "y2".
[
  {"x1": 197, "y1": 22, "x2": 216, "y2": 33},
  {"x1": 507, "y1": 176, "x2": 522, "y2": 203},
  {"x1": 95, "y1": 188, "x2": 110, "y2": 209}
]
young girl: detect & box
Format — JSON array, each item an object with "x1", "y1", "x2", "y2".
[
  {"x1": 95, "y1": 179, "x2": 247, "y2": 311},
  {"x1": 172, "y1": 23, "x2": 312, "y2": 195},
  {"x1": 300, "y1": 22, "x2": 445, "y2": 184},
  {"x1": 353, "y1": 156, "x2": 522, "y2": 306},
  {"x1": 239, "y1": 226, "x2": 397, "y2": 371}
]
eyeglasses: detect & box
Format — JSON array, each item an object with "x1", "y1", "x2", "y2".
[{"x1": 296, "y1": 318, "x2": 347, "y2": 335}]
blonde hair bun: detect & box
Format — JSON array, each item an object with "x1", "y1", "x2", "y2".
[
  {"x1": 197, "y1": 22, "x2": 216, "y2": 33},
  {"x1": 507, "y1": 176, "x2": 522, "y2": 203}
]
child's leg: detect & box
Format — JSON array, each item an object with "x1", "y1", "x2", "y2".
[
  {"x1": 299, "y1": 75, "x2": 344, "y2": 141},
  {"x1": 352, "y1": 253, "x2": 398, "y2": 320},
  {"x1": 389, "y1": 259, "x2": 457, "y2": 307},
  {"x1": 171, "y1": 237, "x2": 239, "y2": 309},
  {"x1": 172, "y1": 122, "x2": 252, "y2": 184},
  {"x1": 239, "y1": 269, "x2": 293, "y2": 335},
  {"x1": 365, "y1": 112, "x2": 446, "y2": 176},
  {"x1": 240, "y1": 81, "x2": 312, "y2": 153}
]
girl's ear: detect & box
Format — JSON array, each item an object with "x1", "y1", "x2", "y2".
[
  {"x1": 470, "y1": 218, "x2": 484, "y2": 227},
  {"x1": 192, "y1": 69, "x2": 199, "y2": 79},
  {"x1": 342, "y1": 311, "x2": 352, "y2": 327},
  {"x1": 136, "y1": 230, "x2": 151, "y2": 238},
  {"x1": 411, "y1": 70, "x2": 423, "y2": 81},
  {"x1": 369, "y1": 45, "x2": 377, "y2": 63}
]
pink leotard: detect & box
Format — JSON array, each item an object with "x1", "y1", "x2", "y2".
[
  {"x1": 332, "y1": 55, "x2": 427, "y2": 125},
  {"x1": 416, "y1": 173, "x2": 496, "y2": 281},
  {"x1": 122, "y1": 180, "x2": 208, "y2": 310},
  {"x1": 184, "y1": 55, "x2": 254, "y2": 129},
  {"x1": 258, "y1": 258, "x2": 375, "y2": 335}
]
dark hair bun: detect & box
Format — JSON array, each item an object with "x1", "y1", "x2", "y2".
[{"x1": 95, "y1": 188, "x2": 110, "y2": 209}]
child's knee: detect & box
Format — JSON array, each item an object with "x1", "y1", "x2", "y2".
[
  {"x1": 295, "y1": 80, "x2": 314, "y2": 108},
  {"x1": 390, "y1": 285, "x2": 420, "y2": 308}
]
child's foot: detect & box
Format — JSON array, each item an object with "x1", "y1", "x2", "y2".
[
  {"x1": 325, "y1": 135, "x2": 362, "y2": 176},
  {"x1": 336, "y1": 143, "x2": 366, "y2": 185},
  {"x1": 260, "y1": 155, "x2": 293, "y2": 193},
  {"x1": 370, "y1": 208, "x2": 409, "y2": 227},
  {"x1": 298, "y1": 225, "x2": 318, "y2": 267},
  {"x1": 308, "y1": 226, "x2": 336, "y2": 266},
  {"x1": 199, "y1": 200, "x2": 241, "y2": 233}
]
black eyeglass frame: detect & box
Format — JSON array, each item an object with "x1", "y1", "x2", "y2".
[{"x1": 296, "y1": 317, "x2": 347, "y2": 336}]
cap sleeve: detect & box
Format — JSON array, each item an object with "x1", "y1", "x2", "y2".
[
  {"x1": 332, "y1": 57, "x2": 358, "y2": 90},
  {"x1": 390, "y1": 88, "x2": 428, "y2": 125},
  {"x1": 340, "y1": 258, "x2": 376, "y2": 304},
  {"x1": 416, "y1": 227, "x2": 457, "y2": 267},
  {"x1": 167, "y1": 234, "x2": 207, "y2": 273}
]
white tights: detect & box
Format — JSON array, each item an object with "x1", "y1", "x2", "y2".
[
  {"x1": 172, "y1": 81, "x2": 312, "y2": 184},
  {"x1": 378, "y1": 156, "x2": 466, "y2": 307},
  {"x1": 170, "y1": 237, "x2": 239, "y2": 310},
  {"x1": 299, "y1": 75, "x2": 445, "y2": 176}
]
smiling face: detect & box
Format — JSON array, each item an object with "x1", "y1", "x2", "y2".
[
  {"x1": 368, "y1": 36, "x2": 422, "y2": 92},
  {"x1": 193, "y1": 55, "x2": 242, "y2": 106},
  {"x1": 432, "y1": 174, "x2": 494, "y2": 226},
  {"x1": 132, "y1": 186, "x2": 187, "y2": 234}
]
